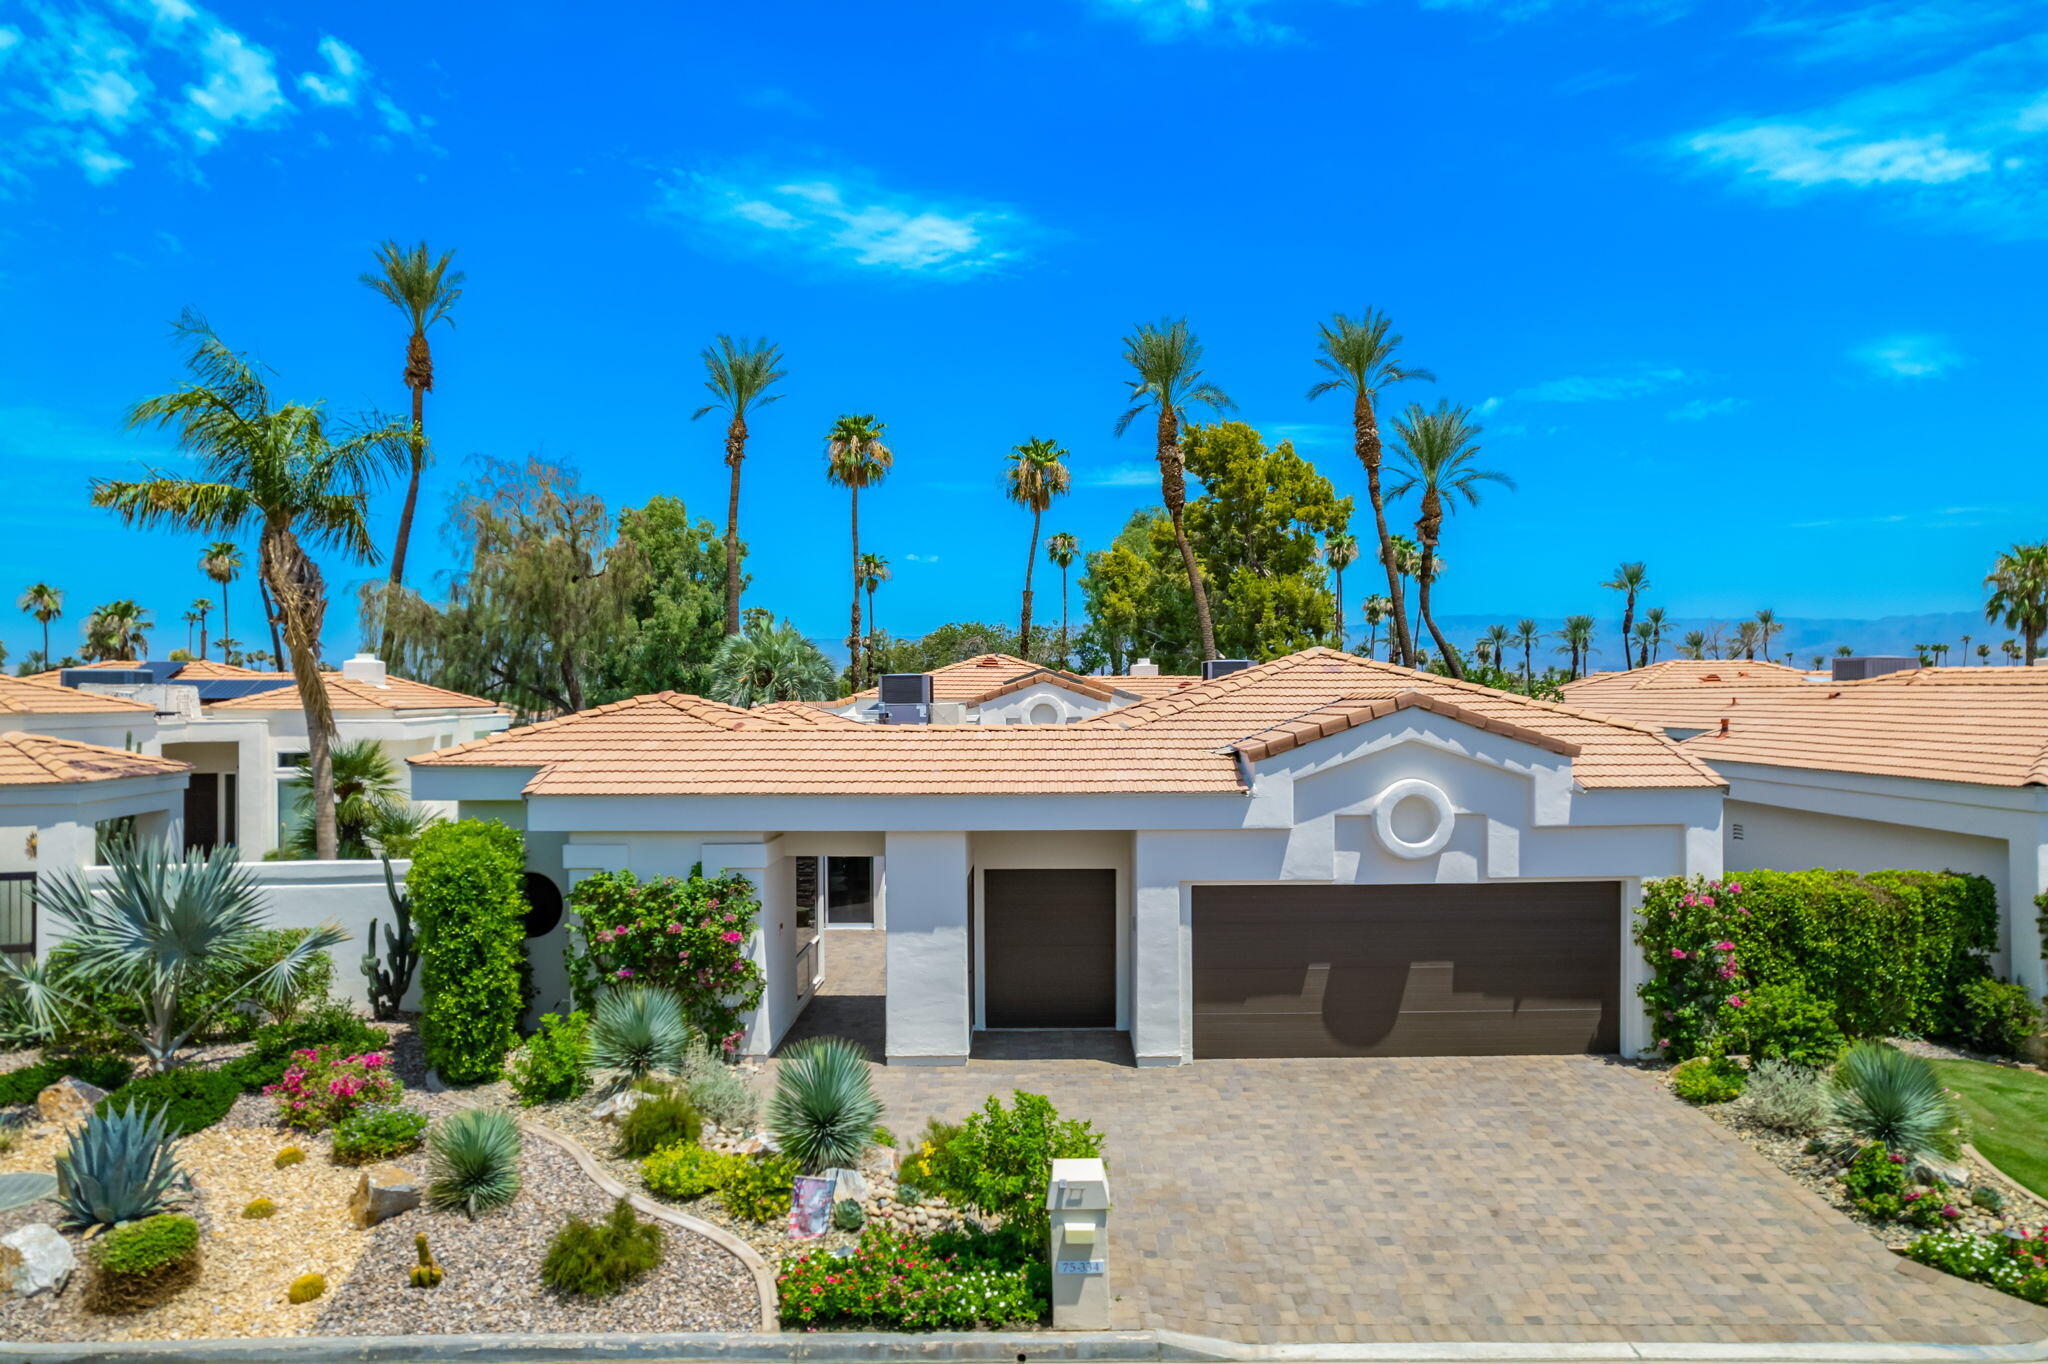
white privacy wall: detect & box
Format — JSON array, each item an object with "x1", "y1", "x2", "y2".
[{"x1": 883, "y1": 831, "x2": 971, "y2": 1064}]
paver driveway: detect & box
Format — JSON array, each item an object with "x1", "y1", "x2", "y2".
[{"x1": 782, "y1": 933, "x2": 2048, "y2": 1347}]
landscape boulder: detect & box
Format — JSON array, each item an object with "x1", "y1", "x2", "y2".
[
  {"x1": 349, "y1": 1164, "x2": 422, "y2": 1227},
  {"x1": 2, "y1": 1224, "x2": 75, "y2": 1297},
  {"x1": 35, "y1": 1077, "x2": 109, "y2": 1125},
  {"x1": 591, "y1": 1089, "x2": 644, "y2": 1123}
]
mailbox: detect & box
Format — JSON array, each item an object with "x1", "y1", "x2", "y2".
[{"x1": 1046, "y1": 1157, "x2": 1111, "y2": 1330}]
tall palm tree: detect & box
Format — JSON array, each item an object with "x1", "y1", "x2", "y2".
[
  {"x1": 1633, "y1": 620, "x2": 1656, "y2": 670},
  {"x1": 1117, "y1": 318, "x2": 1233, "y2": 661},
  {"x1": 16, "y1": 583, "x2": 62, "y2": 670},
  {"x1": 1324, "y1": 532, "x2": 1359, "y2": 649},
  {"x1": 1005, "y1": 437, "x2": 1071, "y2": 659},
  {"x1": 1977, "y1": 643, "x2": 1991, "y2": 665},
  {"x1": 1558, "y1": 614, "x2": 1595, "y2": 679},
  {"x1": 187, "y1": 597, "x2": 212, "y2": 659},
  {"x1": 1387, "y1": 402, "x2": 1511, "y2": 680},
  {"x1": 1985, "y1": 544, "x2": 2048, "y2": 664},
  {"x1": 857, "y1": 552, "x2": 890, "y2": 653},
  {"x1": 83, "y1": 600, "x2": 150, "y2": 660},
  {"x1": 1361, "y1": 594, "x2": 1391, "y2": 660},
  {"x1": 1734, "y1": 619, "x2": 1763, "y2": 660},
  {"x1": 692, "y1": 335, "x2": 786, "y2": 634},
  {"x1": 1755, "y1": 607, "x2": 1779, "y2": 661},
  {"x1": 201, "y1": 540, "x2": 242, "y2": 660},
  {"x1": 1309, "y1": 311, "x2": 1433, "y2": 667},
  {"x1": 1643, "y1": 606, "x2": 1669, "y2": 664},
  {"x1": 1046, "y1": 532, "x2": 1079, "y2": 668},
  {"x1": 361, "y1": 240, "x2": 463, "y2": 659},
  {"x1": 825, "y1": 415, "x2": 893, "y2": 688},
  {"x1": 2002, "y1": 638, "x2": 2021, "y2": 664},
  {"x1": 1484, "y1": 623, "x2": 1511, "y2": 677},
  {"x1": 1602, "y1": 562, "x2": 1649, "y2": 672},
  {"x1": 1511, "y1": 618, "x2": 1538, "y2": 686},
  {"x1": 96, "y1": 311, "x2": 406, "y2": 860},
  {"x1": 1388, "y1": 535, "x2": 1426, "y2": 663},
  {"x1": 1959, "y1": 631, "x2": 1972, "y2": 663}
]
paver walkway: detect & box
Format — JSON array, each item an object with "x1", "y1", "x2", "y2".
[{"x1": 778, "y1": 930, "x2": 2048, "y2": 1347}]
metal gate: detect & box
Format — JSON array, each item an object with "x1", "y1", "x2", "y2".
[{"x1": 0, "y1": 872, "x2": 35, "y2": 965}]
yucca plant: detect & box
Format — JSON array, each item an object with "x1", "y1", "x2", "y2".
[
  {"x1": 586, "y1": 986, "x2": 691, "y2": 1082},
  {"x1": 1830, "y1": 1041, "x2": 1963, "y2": 1161},
  {"x1": 768, "y1": 1036, "x2": 882, "y2": 1174},
  {"x1": 425, "y1": 1107, "x2": 522, "y2": 1219},
  {"x1": 55, "y1": 1103, "x2": 188, "y2": 1231}
]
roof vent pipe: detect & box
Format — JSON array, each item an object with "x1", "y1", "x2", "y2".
[
  {"x1": 1127, "y1": 658, "x2": 1160, "y2": 677},
  {"x1": 342, "y1": 652, "x2": 389, "y2": 687},
  {"x1": 1202, "y1": 658, "x2": 1255, "y2": 681}
]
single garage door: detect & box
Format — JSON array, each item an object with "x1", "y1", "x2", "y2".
[
  {"x1": 983, "y1": 869, "x2": 1116, "y2": 1028},
  {"x1": 1192, "y1": 882, "x2": 1620, "y2": 1058}
]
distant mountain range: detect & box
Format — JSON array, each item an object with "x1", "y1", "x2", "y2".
[{"x1": 1426, "y1": 611, "x2": 1998, "y2": 671}]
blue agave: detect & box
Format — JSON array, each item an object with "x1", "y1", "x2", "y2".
[{"x1": 55, "y1": 1102, "x2": 188, "y2": 1230}]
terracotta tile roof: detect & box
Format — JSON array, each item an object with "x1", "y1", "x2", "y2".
[
  {"x1": 828, "y1": 655, "x2": 1146, "y2": 708},
  {"x1": 0, "y1": 676, "x2": 154, "y2": 716},
  {"x1": 414, "y1": 647, "x2": 1717, "y2": 796},
  {"x1": 1235, "y1": 691, "x2": 1582, "y2": 763},
  {"x1": 0, "y1": 731, "x2": 189, "y2": 787},
  {"x1": 1679, "y1": 665, "x2": 2048, "y2": 788},
  {"x1": 1103, "y1": 672, "x2": 1202, "y2": 699},
  {"x1": 204, "y1": 672, "x2": 502, "y2": 712},
  {"x1": 1561, "y1": 659, "x2": 1827, "y2": 732}
]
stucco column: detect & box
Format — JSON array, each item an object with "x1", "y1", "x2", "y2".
[
  {"x1": 702, "y1": 842, "x2": 787, "y2": 1058},
  {"x1": 133, "y1": 806, "x2": 180, "y2": 852},
  {"x1": 883, "y1": 831, "x2": 970, "y2": 1066},
  {"x1": 2007, "y1": 821, "x2": 2047, "y2": 1001},
  {"x1": 1130, "y1": 833, "x2": 1187, "y2": 1066}
]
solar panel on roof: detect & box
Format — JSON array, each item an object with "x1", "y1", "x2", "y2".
[{"x1": 188, "y1": 678, "x2": 296, "y2": 702}]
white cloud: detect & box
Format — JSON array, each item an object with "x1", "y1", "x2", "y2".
[
  {"x1": 1083, "y1": 0, "x2": 1295, "y2": 43},
  {"x1": 1261, "y1": 422, "x2": 1345, "y2": 449},
  {"x1": 1684, "y1": 125, "x2": 1989, "y2": 186},
  {"x1": 182, "y1": 27, "x2": 287, "y2": 126},
  {"x1": 76, "y1": 141, "x2": 134, "y2": 184},
  {"x1": 1667, "y1": 397, "x2": 1749, "y2": 421},
  {"x1": 1852, "y1": 333, "x2": 1966, "y2": 378},
  {"x1": 1514, "y1": 365, "x2": 1693, "y2": 403},
  {"x1": 0, "y1": 26, "x2": 22, "y2": 53},
  {"x1": 660, "y1": 167, "x2": 1030, "y2": 277},
  {"x1": 1748, "y1": 0, "x2": 2024, "y2": 65},
  {"x1": 297, "y1": 35, "x2": 363, "y2": 105},
  {"x1": 903, "y1": 553, "x2": 941, "y2": 563},
  {"x1": 1080, "y1": 461, "x2": 1164, "y2": 489}
]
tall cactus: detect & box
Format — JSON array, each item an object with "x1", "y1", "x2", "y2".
[{"x1": 362, "y1": 856, "x2": 421, "y2": 1020}]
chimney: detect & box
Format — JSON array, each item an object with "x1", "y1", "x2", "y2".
[
  {"x1": 1127, "y1": 658, "x2": 1160, "y2": 677},
  {"x1": 342, "y1": 652, "x2": 389, "y2": 687},
  {"x1": 1202, "y1": 658, "x2": 1254, "y2": 681}
]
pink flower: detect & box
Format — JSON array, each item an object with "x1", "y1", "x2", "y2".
[
  {"x1": 1725, "y1": 881, "x2": 1742, "y2": 894},
  {"x1": 665, "y1": 922, "x2": 685, "y2": 934},
  {"x1": 362, "y1": 1052, "x2": 388, "y2": 1069},
  {"x1": 1670, "y1": 948, "x2": 1689, "y2": 960},
  {"x1": 1941, "y1": 1205, "x2": 1962, "y2": 1220},
  {"x1": 1713, "y1": 941, "x2": 1735, "y2": 952},
  {"x1": 1889, "y1": 1152, "x2": 1907, "y2": 1164},
  {"x1": 615, "y1": 967, "x2": 635, "y2": 979},
  {"x1": 1726, "y1": 995, "x2": 1745, "y2": 1009},
  {"x1": 720, "y1": 930, "x2": 743, "y2": 944},
  {"x1": 1718, "y1": 964, "x2": 1737, "y2": 980},
  {"x1": 1657, "y1": 1037, "x2": 1671, "y2": 1048},
  {"x1": 1698, "y1": 895, "x2": 1715, "y2": 908}
]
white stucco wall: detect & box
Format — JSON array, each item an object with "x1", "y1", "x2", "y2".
[{"x1": 883, "y1": 831, "x2": 971, "y2": 1064}]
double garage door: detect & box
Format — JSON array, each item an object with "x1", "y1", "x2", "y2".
[{"x1": 1192, "y1": 882, "x2": 1621, "y2": 1058}]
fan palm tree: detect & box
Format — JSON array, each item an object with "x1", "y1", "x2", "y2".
[
  {"x1": 1117, "y1": 318, "x2": 1233, "y2": 661},
  {"x1": 16, "y1": 583, "x2": 62, "y2": 669},
  {"x1": 287, "y1": 738, "x2": 412, "y2": 859},
  {"x1": 1601, "y1": 562, "x2": 1649, "y2": 671},
  {"x1": 1387, "y1": 402, "x2": 1511, "y2": 680},
  {"x1": 1388, "y1": 535, "x2": 1427, "y2": 663},
  {"x1": 83, "y1": 600, "x2": 150, "y2": 661},
  {"x1": 1324, "y1": 532, "x2": 1360, "y2": 649},
  {"x1": 857, "y1": 552, "x2": 890, "y2": 651},
  {"x1": 94, "y1": 310, "x2": 407, "y2": 859},
  {"x1": 1484, "y1": 623, "x2": 1511, "y2": 676},
  {"x1": 1985, "y1": 543, "x2": 2048, "y2": 664},
  {"x1": 692, "y1": 335, "x2": 786, "y2": 634},
  {"x1": 1557, "y1": 615, "x2": 1595, "y2": 679},
  {"x1": 1309, "y1": 310, "x2": 1432, "y2": 667},
  {"x1": 1633, "y1": 620, "x2": 1656, "y2": 669},
  {"x1": 1680, "y1": 629, "x2": 1706, "y2": 661},
  {"x1": 1643, "y1": 606, "x2": 1669, "y2": 664},
  {"x1": 1509, "y1": 619, "x2": 1537, "y2": 686},
  {"x1": 825, "y1": 415, "x2": 893, "y2": 688},
  {"x1": 1005, "y1": 437, "x2": 1071, "y2": 659},
  {"x1": 708, "y1": 617, "x2": 837, "y2": 707},
  {"x1": 1361, "y1": 594, "x2": 1392, "y2": 661},
  {"x1": 1755, "y1": 607, "x2": 1779, "y2": 661},
  {"x1": 361, "y1": 241, "x2": 463, "y2": 658},
  {"x1": 1734, "y1": 619, "x2": 1763, "y2": 660},
  {"x1": 1046, "y1": 532, "x2": 1079, "y2": 668},
  {"x1": 199, "y1": 540, "x2": 242, "y2": 656},
  {"x1": 186, "y1": 598, "x2": 211, "y2": 659}
]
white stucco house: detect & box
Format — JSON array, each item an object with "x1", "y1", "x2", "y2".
[
  {"x1": 411, "y1": 648, "x2": 1725, "y2": 1067},
  {"x1": 819, "y1": 654, "x2": 1196, "y2": 726},
  {"x1": 1563, "y1": 659, "x2": 2048, "y2": 999}
]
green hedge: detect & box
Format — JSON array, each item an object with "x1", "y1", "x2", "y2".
[
  {"x1": 408, "y1": 820, "x2": 528, "y2": 1085},
  {"x1": 1637, "y1": 868, "x2": 2000, "y2": 1060}
]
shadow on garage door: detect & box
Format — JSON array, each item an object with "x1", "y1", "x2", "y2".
[{"x1": 1192, "y1": 882, "x2": 1621, "y2": 1058}]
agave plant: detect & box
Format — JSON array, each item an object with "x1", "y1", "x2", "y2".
[
  {"x1": 426, "y1": 1108, "x2": 522, "y2": 1219},
  {"x1": 1830, "y1": 1041, "x2": 1963, "y2": 1161},
  {"x1": 587, "y1": 986, "x2": 691, "y2": 1081},
  {"x1": 55, "y1": 1103, "x2": 188, "y2": 1230},
  {"x1": 768, "y1": 1036, "x2": 882, "y2": 1174}
]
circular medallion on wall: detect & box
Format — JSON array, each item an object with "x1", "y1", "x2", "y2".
[{"x1": 1371, "y1": 778, "x2": 1456, "y2": 859}]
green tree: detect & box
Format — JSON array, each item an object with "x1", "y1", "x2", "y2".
[
  {"x1": 187, "y1": 597, "x2": 211, "y2": 660},
  {"x1": 825, "y1": 415, "x2": 892, "y2": 688},
  {"x1": 875, "y1": 620, "x2": 1028, "y2": 673},
  {"x1": 286, "y1": 738, "x2": 424, "y2": 859},
  {"x1": 708, "y1": 617, "x2": 837, "y2": 706},
  {"x1": 1755, "y1": 606, "x2": 1779, "y2": 662},
  {"x1": 692, "y1": 336, "x2": 785, "y2": 635},
  {"x1": 1045, "y1": 532, "x2": 1079, "y2": 668},
  {"x1": 100, "y1": 314, "x2": 405, "y2": 858},
  {"x1": 1117, "y1": 318, "x2": 1233, "y2": 662},
  {"x1": 1005, "y1": 438, "x2": 1070, "y2": 655},
  {"x1": 362, "y1": 240, "x2": 463, "y2": 659},
  {"x1": 857, "y1": 552, "x2": 890, "y2": 652},
  {"x1": 1985, "y1": 543, "x2": 2048, "y2": 664},
  {"x1": 1513, "y1": 618, "x2": 1540, "y2": 686},
  {"x1": 590, "y1": 494, "x2": 730, "y2": 702},
  {"x1": 1309, "y1": 311, "x2": 1433, "y2": 667},
  {"x1": 1602, "y1": 561, "x2": 1649, "y2": 671},
  {"x1": 1681, "y1": 629, "x2": 1707, "y2": 660},
  {"x1": 1361, "y1": 593, "x2": 1392, "y2": 661},
  {"x1": 1557, "y1": 615, "x2": 1595, "y2": 678},
  {"x1": 1734, "y1": 619, "x2": 1762, "y2": 660},
  {"x1": 199, "y1": 543, "x2": 243, "y2": 663},
  {"x1": 1386, "y1": 402, "x2": 1510, "y2": 680},
  {"x1": 17, "y1": 583, "x2": 62, "y2": 669},
  {"x1": 1325, "y1": 532, "x2": 1359, "y2": 650},
  {"x1": 82, "y1": 600, "x2": 150, "y2": 661},
  {"x1": 1075, "y1": 513, "x2": 1160, "y2": 674},
  {"x1": 1643, "y1": 606, "x2": 1669, "y2": 664}
]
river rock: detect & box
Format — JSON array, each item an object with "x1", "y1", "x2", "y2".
[
  {"x1": 591, "y1": 1089, "x2": 644, "y2": 1123},
  {"x1": 2, "y1": 1224, "x2": 75, "y2": 1297},
  {"x1": 35, "y1": 1077, "x2": 108, "y2": 1125},
  {"x1": 349, "y1": 1164, "x2": 422, "y2": 1227}
]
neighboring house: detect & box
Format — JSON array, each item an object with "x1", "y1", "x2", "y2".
[
  {"x1": 820, "y1": 653, "x2": 1199, "y2": 725},
  {"x1": 411, "y1": 648, "x2": 1723, "y2": 1066},
  {"x1": 1561, "y1": 659, "x2": 1823, "y2": 738},
  {"x1": 51, "y1": 655, "x2": 509, "y2": 858}
]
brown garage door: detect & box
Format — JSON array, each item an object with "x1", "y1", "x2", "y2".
[
  {"x1": 983, "y1": 869, "x2": 1116, "y2": 1028},
  {"x1": 1192, "y1": 882, "x2": 1620, "y2": 1058}
]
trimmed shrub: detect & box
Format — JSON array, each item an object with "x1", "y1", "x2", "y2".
[
  {"x1": 1670, "y1": 1055, "x2": 1746, "y2": 1105},
  {"x1": 1831, "y1": 1041, "x2": 1962, "y2": 1161},
  {"x1": 1841, "y1": 1141, "x2": 1910, "y2": 1218},
  {"x1": 86, "y1": 1213, "x2": 200, "y2": 1313},
  {"x1": 408, "y1": 820, "x2": 528, "y2": 1085},
  {"x1": 1732, "y1": 980, "x2": 1845, "y2": 1070},
  {"x1": 331, "y1": 1105, "x2": 431, "y2": 1165},
  {"x1": 614, "y1": 1083, "x2": 702, "y2": 1159},
  {"x1": 770, "y1": 1036, "x2": 881, "y2": 1173},
  {"x1": 0, "y1": 1053, "x2": 132, "y2": 1107},
  {"x1": 426, "y1": 1107, "x2": 522, "y2": 1218},
  {"x1": 719, "y1": 1152, "x2": 799, "y2": 1224},
  {"x1": 98, "y1": 1067, "x2": 242, "y2": 1136},
  {"x1": 565, "y1": 866, "x2": 766, "y2": 1051},
  {"x1": 1952, "y1": 977, "x2": 2044, "y2": 1058},
  {"x1": 778, "y1": 1224, "x2": 1042, "y2": 1329},
  {"x1": 508, "y1": 1011, "x2": 591, "y2": 1106},
  {"x1": 641, "y1": 1143, "x2": 741, "y2": 1201},
  {"x1": 914, "y1": 1091, "x2": 1103, "y2": 1243},
  {"x1": 540, "y1": 1197, "x2": 664, "y2": 1297},
  {"x1": 1738, "y1": 1059, "x2": 1829, "y2": 1134}
]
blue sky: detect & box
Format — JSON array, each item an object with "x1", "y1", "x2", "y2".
[{"x1": 1, "y1": 0, "x2": 2044, "y2": 665}]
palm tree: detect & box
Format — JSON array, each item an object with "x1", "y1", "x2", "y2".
[
  {"x1": 1046, "y1": 532, "x2": 1079, "y2": 668},
  {"x1": 1643, "y1": 606, "x2": 1669, "y2": 664},
  {"x1": 1484, "y1": 623, "x2": 1511, "y2": 676},
  {"x1": 1309, "y1": 311, "x2": 1433, "y2": 667},
  {"x1": 1558, "y1": 615, "x2": 1595, "y2": 679},
  {"x1": 187, "y1": 597, "x2": 212, "y2": 659},
  {"x1": 1602, "y1": 562, "x2": 1649, "y2": 672},
  {"x1": 1117, "y1": 318, "x2": 1234, "y2": 661},
  {"x1": 825, "y1": 415, "x2": 893, "y2": 687},
  {"x1": 287, "y1": 738, "x2": 411, "y2": 859},
  {"x1": 1755, "y1": 607, "x2": 1779, "y2": 661},
  {"x1": 361, "y1": 240, "x2": 463, "y2": 659},
  {"x1": 1386, "y1": 402, "x2": 1511, "y2": 680},
  {"x1": 200, "y1": 541, "x2": 242, "y2": 659},
  {"x1": 708, "y1": 617, "x2": 837, "y2": 706},
  {"x1": 1960, "y1": 631, "x2": 1972, "y2": 663},
  {"x1": 1985, "y1": 544, "x2": 2048, "y2": 664},
  {"x1": 83, "y1": 600, "x2": 150, "y2": 660},
  {"x1": 1514, "y1": 618, "x2": 1540, "y2": 686},
  {"x1": 2003, "y1": 638, "x2": 2021, "y2": 665},
  {"x1": 1005, "y1": 437, "x2": 1071, "y2": 658},
  {"x1": 16, "y1": 583, "x2": 62, "y2": 669},
  {"x1": 95, "y1": 311, "x2": 406, "y2": 859},
  {"x1": 1361, "y1": 594, "x2": 1392, "y2": 660},
  {"x1": 1324, "y1": 532, "x2": 1359, "y2": 649},
  {"x1": 1633, "y1": 620, "x2": 1656, "y2": 669},
  {"x1": 692, "y1": 336, "x2": 786, "y2": 634},
  {"x1": 1681, "y1": 629, "x2": 1707, "y2": 661},
  {"x1": 1389, "y1": 535, "x2": 1427, "y2": 662},
  {"x1": 857, "y1": 552, "x2": 890, "y2": 652},
  {"x1": 1734, "y1": 619, "x2": 1762, "y2": 660}
]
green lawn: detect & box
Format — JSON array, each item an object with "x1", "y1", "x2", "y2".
[{"x1": 1933, "y1": 1058, "x2": 2048, "y2": 1199}]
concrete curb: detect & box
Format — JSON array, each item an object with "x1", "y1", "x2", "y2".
[{"x1": 5, "y1": 1329, "x2": 2047, "y2": 1364}]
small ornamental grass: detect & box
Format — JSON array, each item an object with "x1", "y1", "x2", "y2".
[
  {"x1": 588, "y1": 986, "x2": 692, "y2": 1081},
  {"x1": 1830, "y1": 1042, "x2": 1962, "y2": 1161},
  {"x1": 1906, "y1": 1226, "x2": 2048, "y2": 1305},
  {"x1": 777, "y1": 1224, "x2": 1043, "y2": 1330},
  {"x1": 540, "y1": 1197, "x2": 664, "y2": 1298},
  {"x1": 85, "y1": 1213, "x2": 200, "y2": 1314},
  {"x1": 265, "y1": 1046, "x2": 402, "y2": 1131},
  {"x1": 614, "y1": 1082, "x2": 702, "y2": 1159},
  {"x1": 331, "y1": 1105, "x2": 431, "y2": 1165},
  {"x1": 425, "y1": 1108, "x2": 522, "y2": 1218},
  {"x1": 1737, "y1": 1059, "x2": 1830, "y2": 1135},
  {"x1": 769, "y1": 1036, "x2": 881, "y2": 1174}
]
